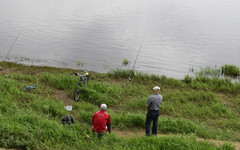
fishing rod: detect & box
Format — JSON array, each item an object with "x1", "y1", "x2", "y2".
[
  {"x1": 127, "y1": 39, "x2": 144, "y2": 84},
  {"x1": 3, "y1": 31, "x2": 22, "y2": 62},
  {"x1": 0, "y1": 31, "x2": 22, "y2": 72}
]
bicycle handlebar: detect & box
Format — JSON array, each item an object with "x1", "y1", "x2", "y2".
[{"x1": 74, "y1": 72, "x2": 89, "y2": 78}]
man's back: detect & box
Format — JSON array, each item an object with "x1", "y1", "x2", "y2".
[
  {"x1": 92, "y1": 110, "x2": 111, "y2": 132},
  {"x1": 147, "y1": 94, "x2": 163, "y2": 110}
]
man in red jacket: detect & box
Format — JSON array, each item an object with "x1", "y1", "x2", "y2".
[{"x1": 92, "y1": 104, "x2": 112, "y2": 138}]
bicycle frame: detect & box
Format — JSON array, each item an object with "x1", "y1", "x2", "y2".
[{"x1": 74, "y1": 71, "x2": 89, "y2": 101}]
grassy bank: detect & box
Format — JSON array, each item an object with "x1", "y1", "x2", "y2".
[{"x1": 0, "y1": 62, "x2": 239, "y2": 150}]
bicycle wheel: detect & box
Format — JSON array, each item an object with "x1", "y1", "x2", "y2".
[{"x1": 74, "y1": 81, "x2": 83, "y2": 102}]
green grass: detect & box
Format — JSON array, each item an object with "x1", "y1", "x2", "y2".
[
  {"x1": 183, "y1": 75, "x2": 240, "y2": 94},
  {"x1": 122, "y1": 58, "x2": 130, "y2": 66},
  {"x1": 192, "y1": 65, "x2": 240, "y2": 78},
  {"x1": 0, "y1": 62, "x2": 239, "y2": 149},
  {"x1": 197, "y1": 66, "x2": 221, "y2": 77},
  {"x1": 221, "y1": 64, "x2": 240, "y2": 77},
  {"x1": 123, "y1": 135, "x2": 236, "y2": 150}
]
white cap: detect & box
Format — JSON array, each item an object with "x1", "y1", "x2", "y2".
[
  {"x1": 100, "y1": 104, "x2": 107, "y2": 110},
  {"x1": 153, "y1": 86, "x2": 160, "y2": 90}
]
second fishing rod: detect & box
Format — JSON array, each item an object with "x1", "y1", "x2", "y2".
[{"x1": 127, "y1": 39, "x2": 144, "y2": 85}]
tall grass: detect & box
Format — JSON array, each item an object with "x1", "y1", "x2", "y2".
[
  {"x1": 221, "y1": 64, "x2": 240, "y2": 77},
  {"x1": 108, "y1": 69, "x2": 134, "y2": 79},
  {"x1": 78, "y1": 82, "x2": 123, "y2": 106},
  {"x1": 197, "y1": 66, "x2": 221, "y2": 77},
  {"x1": 193, "y1": 64, "x2": 240, "y2": 78},
  {"x1": 183, "y1": 75, "x2": 240, "y2": 94},
  {"x1": 0, "y1": 62, "x2": 239, "y2": 149},
  {"x1": 40, "y1": 73, "x2": 78, "y2": 91},
  {"x1": 108, "y1": 69, "x2": 184, "y2": 87}
]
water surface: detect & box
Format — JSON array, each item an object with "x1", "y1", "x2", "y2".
[{"x1": 0, "y1": 0, "x2": 240, "y2": 78}]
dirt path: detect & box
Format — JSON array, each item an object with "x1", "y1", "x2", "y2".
[
  {"x1": 54, "y1": 89, "x2": 74, "y2": 106},
  {"x1": 198, "y1": 138, "x2": 240, "y2": 150},
  {"x1": 114, "y1": 129, "x2": 240, "y2": 150}
]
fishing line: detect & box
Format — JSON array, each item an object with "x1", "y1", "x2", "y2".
[{"x1": 127, "y1": 39, "x2": 144, "y2": 84}]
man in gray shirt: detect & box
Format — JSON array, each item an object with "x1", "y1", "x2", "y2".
[{"x1": 145, "y1": 86, "x2": 163, "y2": 136}]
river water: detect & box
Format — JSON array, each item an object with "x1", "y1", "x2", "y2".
[{"x1": 0, "y1": 0, "x2": 240, "y2": 78}]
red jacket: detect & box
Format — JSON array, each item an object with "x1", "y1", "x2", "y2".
[{"x1": 92, "y1": 110, "x2": 111, "y2": 132}]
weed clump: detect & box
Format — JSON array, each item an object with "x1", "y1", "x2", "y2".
[
  {"x1": 183, "y1": 75, "x2": 240, "y2": 94},
  {"x1": 122, "y1": 58, "x2": 130, "y2": 66},
  {"x1": 108, "y1": 69, "x2": 134, "y2": 79},
  {"x1": 197, "y1": 66, "x2": 221, "y2": 77},
  {"x1": 193, "y1": 64, "x2": 240, "y2": 78},
  {"x1": 221, "y1": 64, "x2": 240, "y2": 77}
]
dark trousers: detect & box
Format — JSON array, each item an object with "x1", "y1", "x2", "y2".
[
  {"x1": 92, "y1": 131, "x2": 106, "y2": 139},
  {"x1": 145, "y1": 109, "x2": 159, "y2": 136}
]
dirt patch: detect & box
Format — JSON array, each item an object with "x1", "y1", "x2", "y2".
[
  {"x1": 114, "y1": 128, "x2": 240, "y2": 150},
  {"x1": 54, "y1": 89, "x2": 74, "y2": 106},
  {"x1": 114, "y1": 128, "x2": 144, "y2": 138},
  {"x1": 0, "y1": 67, "x2": 14, "y2": 74},
  {"x1": 198, "y1": 138, "x2": 240, "y2": 150},
  {"x1": 114, "y1": 128, "x2": 167, "y2": 138}
]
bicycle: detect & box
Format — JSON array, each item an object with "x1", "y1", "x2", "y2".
[{"x1": 74, "y1": 71, "x2": 89, "y2": 102}]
